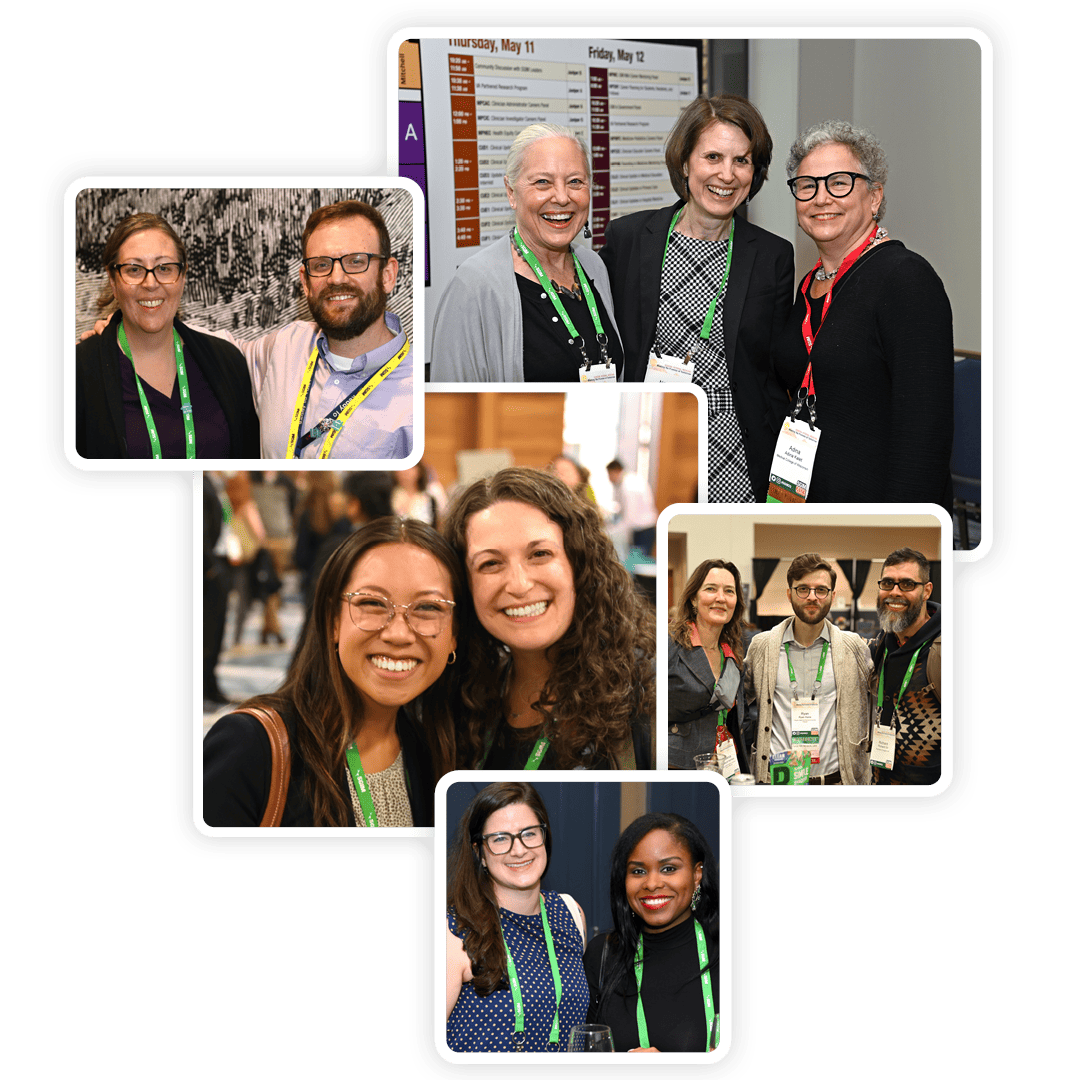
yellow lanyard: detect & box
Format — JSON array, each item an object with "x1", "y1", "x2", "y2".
[{"x1": 285, "y1": 337, "x2": 410, "y2": 459}]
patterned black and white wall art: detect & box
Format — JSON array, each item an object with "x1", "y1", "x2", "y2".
[{"x1": 74, "y1": 187, "x2": 414, "y2": 344}]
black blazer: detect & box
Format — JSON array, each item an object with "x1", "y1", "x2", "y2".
[
  {"x1": 599, "y1": 201, "x2": 794, "y2": 499},
  {"x1": 668, "y1": 636, "x2": 749, "y2": 774},
  {"x1": 75, "y1": 311, "x2": 260, "y2": 459}
]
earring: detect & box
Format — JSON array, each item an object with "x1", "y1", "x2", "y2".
[
  {"x1": 691, "y1": 884, "x2": 701, "y2": 911},
  {"x1": 583, "y1": 221, "x2": 592, "y2": 238},
  {"x1": 447, "y1": 650, "x2": 456, "y2": 666}
]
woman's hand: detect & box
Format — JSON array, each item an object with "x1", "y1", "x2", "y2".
[
  {"x1": 628, "y1": 1047, "x2": 661, "y2": 1053},
  {"x1": 79, "y1": 318, "x2": 110, "y2": 341}
]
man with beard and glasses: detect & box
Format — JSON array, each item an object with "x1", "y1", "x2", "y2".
[
  {"x1": 869, "y1": 548, "x2": 942, "y2": 786},
  {"x1": 235, "y1": 200, "x2": 411, "y2": 459},
  {"x1": 744, "y1": 553, "x2": 873, "y2": 785}
]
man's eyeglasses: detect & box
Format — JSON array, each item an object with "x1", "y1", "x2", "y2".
[
  {"x1": 877, "y1": 578, "x2": 926, "y2": 593},
  {"x1": 341, "y1": 592, "x2": 455, "y2": 637},
  {"x1": 480, "y1": 825, "x2": 547, "y2": 855},
  {"x1": 787, "y1": 171, "x2": 870, "y2": 201},
  {"x1": 793, "y1": 585, "x2": 832, "y2": 599},
  {"x1": 302, "y1": 252, "x2": 384, "y2": 277},
  {"x1": 112, "y1": 262, "x2": 184, "y2": 285}
]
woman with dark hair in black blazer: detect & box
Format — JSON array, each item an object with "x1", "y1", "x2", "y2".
[
  {"x1": 600, "y1": 94, "x2": 793, "y2": 502},
  {"x1": 584, "y1": 812, "x2": 720, "y2": 1052}
]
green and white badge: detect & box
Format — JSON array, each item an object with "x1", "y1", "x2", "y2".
[
  {"x1": 870, "y1": 724, "x2": 896, "y2": 770},
  {"x1": 644, "y1": 351, "x2": 695, "y2": 383},
  {"x1": 791, "y1": 698, "x2": 821, "y2": 765}
]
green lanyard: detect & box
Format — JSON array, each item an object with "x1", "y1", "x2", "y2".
[
  {"x1": 876, "y1": 644, "x2": 926, "y2": 721},
  {"x1": 658, "y1": 207, "x2": 735, "y2": 348},
  {"x1": 117, "y1": 320, "x2": 195, "y2": 458},
  {"x1": 712, "y1": 654, "x2": 729, "y2": 733},
  {"x1": 479, "y1": 729, "x2": 550, "y2": 770},
  {"x1": 344, "y1": 741, "x2": 378, "y2": 827},
  {"x1": 633, "y1": 919, "x2": 714, "y2": 1051},
  {"x1": 783, "y1": 639, "x2": 830, "y2": 699},
  {"x1": 512, "y1": 228, "x2": 610, "y2": 370},
  {"x1": 505, "y1": 895, "x2": 562, "y2": 1050}
]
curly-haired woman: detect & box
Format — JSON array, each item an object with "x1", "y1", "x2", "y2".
[{"x1": 443, "y1": 467, "x2": 654, "y2": 769}]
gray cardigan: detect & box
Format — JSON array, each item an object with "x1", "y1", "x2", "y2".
[
  {"x1": 429, "y1": 233, "x2": 623, "y2": 382},
  {"x1": 743, "y1": 617, "x2": 874, "y2": 785}
]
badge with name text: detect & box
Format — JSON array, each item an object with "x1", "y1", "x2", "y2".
[
  {"x1": 869, "y1": 724, "x2": 896, "y2": 770},
  {"x1": 791, "y1": 696, "x2": 821, "y2": 765},
  {"x1": 579, "y1": 362, "x2": 616, "y2": 384},
  {"x1": 643, "y1": 352, "x2": 695, "y2": 383},
  {"x1": 767, "y1": 417, "x2": 820, "y2": 503}
]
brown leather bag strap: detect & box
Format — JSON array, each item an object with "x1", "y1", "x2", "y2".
[{"x1": 233, "y1": 706, "x2": 292, "y2": 827}]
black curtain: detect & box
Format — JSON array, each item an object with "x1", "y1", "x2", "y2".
[{"x1": 750, "y1": 558, "x2": 779, "y2": 627}]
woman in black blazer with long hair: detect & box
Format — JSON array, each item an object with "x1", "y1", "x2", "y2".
[{"x1": 600, "y1": 94, "x2": 793, "y2": 502}]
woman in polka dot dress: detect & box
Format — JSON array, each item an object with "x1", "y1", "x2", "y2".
[{"x1": 446, "y1": 782, "x2": 588, "y2": 1052}]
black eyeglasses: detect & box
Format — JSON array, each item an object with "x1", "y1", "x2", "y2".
[
  {"x1": 112, "y1": 262, "x2": 185, "y2": 285},
  {"x1": 341, "y1": 592, "x2": 455, "y2": 637},
  {"x1": 302, "y1": 252, "x2": 384, "y2": 277},
  {"x1": 480, "y1": 825, "x2": 547, "y2": 855},
  {"x1": 793, "y1": 585, "x2": 833, "y2": 599},
  {"x1": 877, "y1": 578, "x2": 926, "y2": 593},
  {"x1": 787, "y1": 172, "x2": 871, "y2": 201}
]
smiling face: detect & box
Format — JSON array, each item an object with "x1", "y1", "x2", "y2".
[
  {"x1": 682, "y1": 120, "x2": 755, "y2": 225},
  {"x1": 333, "y1": 543, "x2": 456, "y2": 723},
  {"x1": 693, "y1": 567, "x2": 738, "y2": 633},
  {"x1": 625, "y1": 829, "x2": 703, "y2": 934},
  {"x1": 877, "y1": 560, "x2": 932, "y2": 636},
  {"x1": 788, "y1": 569, "x2": 834, "y2": 628},
  {"x1": 464, "y1": 501, "x2": 576, "y2": 659},
  {"x1": 794, "y1": 142, "x2": 883, "y2": 256},
  {"x1": 300, "y1": 216, "x2": 398, "y2": 344},
  {"x1": 478, "y1": 802, "x2": 548, "y2": 902},
  {"x1": 109, "y1": 229, "x2": 186, "y2": 339},
  {"x1": 505, "y1": 136, "x2": 591, "y2": 256}
]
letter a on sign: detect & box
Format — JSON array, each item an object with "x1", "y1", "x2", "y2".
[{"x1": 405, "y1": 124, "x2": 418, "y2": 141}]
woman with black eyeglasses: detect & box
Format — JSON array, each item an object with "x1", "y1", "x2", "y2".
[
  {"x1": 446, "y1": 783, "x2": 588, "y2": 1052},
  {"x1": 773, "y1": 121, "x2": 954, "y2": 506},
  {"x1": 202, "y1": 517, "x2": 461, "y2": 827},
  {"x1": 75, "y1": 213, "x2": 259, "y2": 459}
]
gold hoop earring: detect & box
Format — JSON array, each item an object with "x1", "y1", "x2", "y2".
[{"x1": 447, "y1": 650, "x2": 456, "y2": 666}]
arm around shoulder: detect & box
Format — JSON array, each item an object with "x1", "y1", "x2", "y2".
[{"x1": 446, "y1": 918, "x2": 472, "y2": 1019}]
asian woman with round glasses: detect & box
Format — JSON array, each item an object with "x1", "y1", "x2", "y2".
[
  {"x1": 446, "y1": 782, "x2": 589, "y2": 1052},
  {"x1": 76, "y1": 212, "x2": 260, "y2": 459},
  {"x1": 202, "y1": 517, "x2": 462, "y2": 827},
  {"x1": 773, "y1": 121, "x2": 953, "y2": 505}
]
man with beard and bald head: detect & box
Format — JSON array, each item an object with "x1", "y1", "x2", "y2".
[
  {"x1": 744, "y1": 553, "x2": 873, "y2": 784},
  {"x1": 239, "y1": 199, "x2": 411, "y2": 459},
  {"x1": 869, "y1": 548, "x2": 942, "y2": 785}
]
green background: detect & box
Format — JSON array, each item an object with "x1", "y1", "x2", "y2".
[{"x1": 14, "y1": 4, "x2": 1045, "y2": 1075}]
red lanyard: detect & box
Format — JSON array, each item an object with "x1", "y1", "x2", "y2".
[{"x1": 793, "y1": 227, "x2": 880, "y2": 412}]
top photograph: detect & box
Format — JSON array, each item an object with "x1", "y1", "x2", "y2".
[{"x1": 394, "y1": 33, "x2": 987, "y2": 554}]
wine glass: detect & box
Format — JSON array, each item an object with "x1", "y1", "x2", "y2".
[{"x1": 568, "y1": 1024, "x2": 615, "y2": 1052}]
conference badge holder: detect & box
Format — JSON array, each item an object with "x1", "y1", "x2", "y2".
[
  {"x1": 714, "y1": 725, "x2": 739, "y2": 780},
  {"x1": 579, "y1": 336, "x2": 616, "y2": 383},
  {"x1": 869, "y1": 724, "x2": 896, "y2": 770},
  {"x1": 767, "y1": 375, "x2": 820, "y2": 503},
  {"x1": 791, "y1": 697, "x2": 821, "y2": 765},
  {"x1": 643, "y1": 350, "x2": 694, "y2": 383}
]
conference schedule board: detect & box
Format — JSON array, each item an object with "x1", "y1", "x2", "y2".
[{"x1": 396, "y1": 36, "x2": 701, "y2": 330}]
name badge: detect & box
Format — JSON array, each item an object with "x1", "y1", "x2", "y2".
[
  {"x1": 870, "y1": 724, "x2": 896, "y2": 770},
  {"x1": 643, "y1": 352, "x2": 695, "y2": 383},
  {"x1": 767, "y1": 417, "x2": 821, "y2": 503},
  {"x1": 791, "y1": 696, "x2": 820, "y2": 765},
  {"x1": 580, "y1": 361, "x2": 616, "y2": 384}
]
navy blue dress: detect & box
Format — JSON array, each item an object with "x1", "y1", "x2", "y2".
[{"x1": 447, "y1": 891, "x2": 588, "y2": 1052}]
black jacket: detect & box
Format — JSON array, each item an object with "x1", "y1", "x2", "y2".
[
  {"x1": 202, "y1": 702, "x2": 436, "y2": 827},
  {"x1": 75, "y1": 311, "x2": 260, "y2": 459},
  {"x1": 599, "y1": 201, "x2": 794, "y2": 498}
]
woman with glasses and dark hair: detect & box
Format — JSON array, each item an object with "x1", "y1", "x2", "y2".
[
  {"x1": 202, "y1": 517, "x2": 461, "y2": 827},
  {"x1": 446, "y1": 782, "x2": 588, "y2": 1052},
  {"x1": 774, "y1": 120, "x2": 953, "y2": 505},
  {"x1": 430, "y1": 123, "x2": 623, "y2": 383},
  {"x1": 584, "y1": 812, "x2": 719, "y2": 1052},
  {"x1": 442, "y1": 467, "x2": 654, "y2": 771},
  {"x1": 668, "y1": 559, "x2": 750, "y2": 773},
  {"x1": 600, "y1": 94, "x2": 794, "y2": 502},
  {"x1": 76, "y1": 212, "x2": 259, "y2": 459}
]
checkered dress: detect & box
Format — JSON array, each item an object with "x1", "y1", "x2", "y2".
[{"x1": 655, "y1": 231, "x2": 754, "y2": 503}]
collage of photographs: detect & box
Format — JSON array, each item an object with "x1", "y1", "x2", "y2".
[{"x1": 64, "y1": 30, "x2": 984, "y2": 1063}]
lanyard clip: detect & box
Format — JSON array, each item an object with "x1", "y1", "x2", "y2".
[
  {"x1": 596, "y1": 333, "x2": 611, "y2": 368},
  {"x1": 513, "y1": 1032, "x2": 526, "y2": 1052},
  {"x1": 576, "y1": 338, "x2": 591, "y2": 371},
  {"x1": 790, "y1": 387, "x2": 817, "y2": 428}
]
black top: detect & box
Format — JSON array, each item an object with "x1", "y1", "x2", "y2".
[
  {"x1": 775, "y1": 241, "x2": 954, "y2": 506},
  {"x1": 584, "y1": 917, "x2": 719, "y2": 1052},
  {"x1": 202, "y1": 702, "x2": 435, "y2": 826},
  {"x1": 481, "y1": 711, "x2": 653, "y2": 770},
  {"x1": 517, "y1": 272, "x2": 623, "y2": 381},
  {"x1": 76, "y1": 311, "x2": 260, "y2": 459}
]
